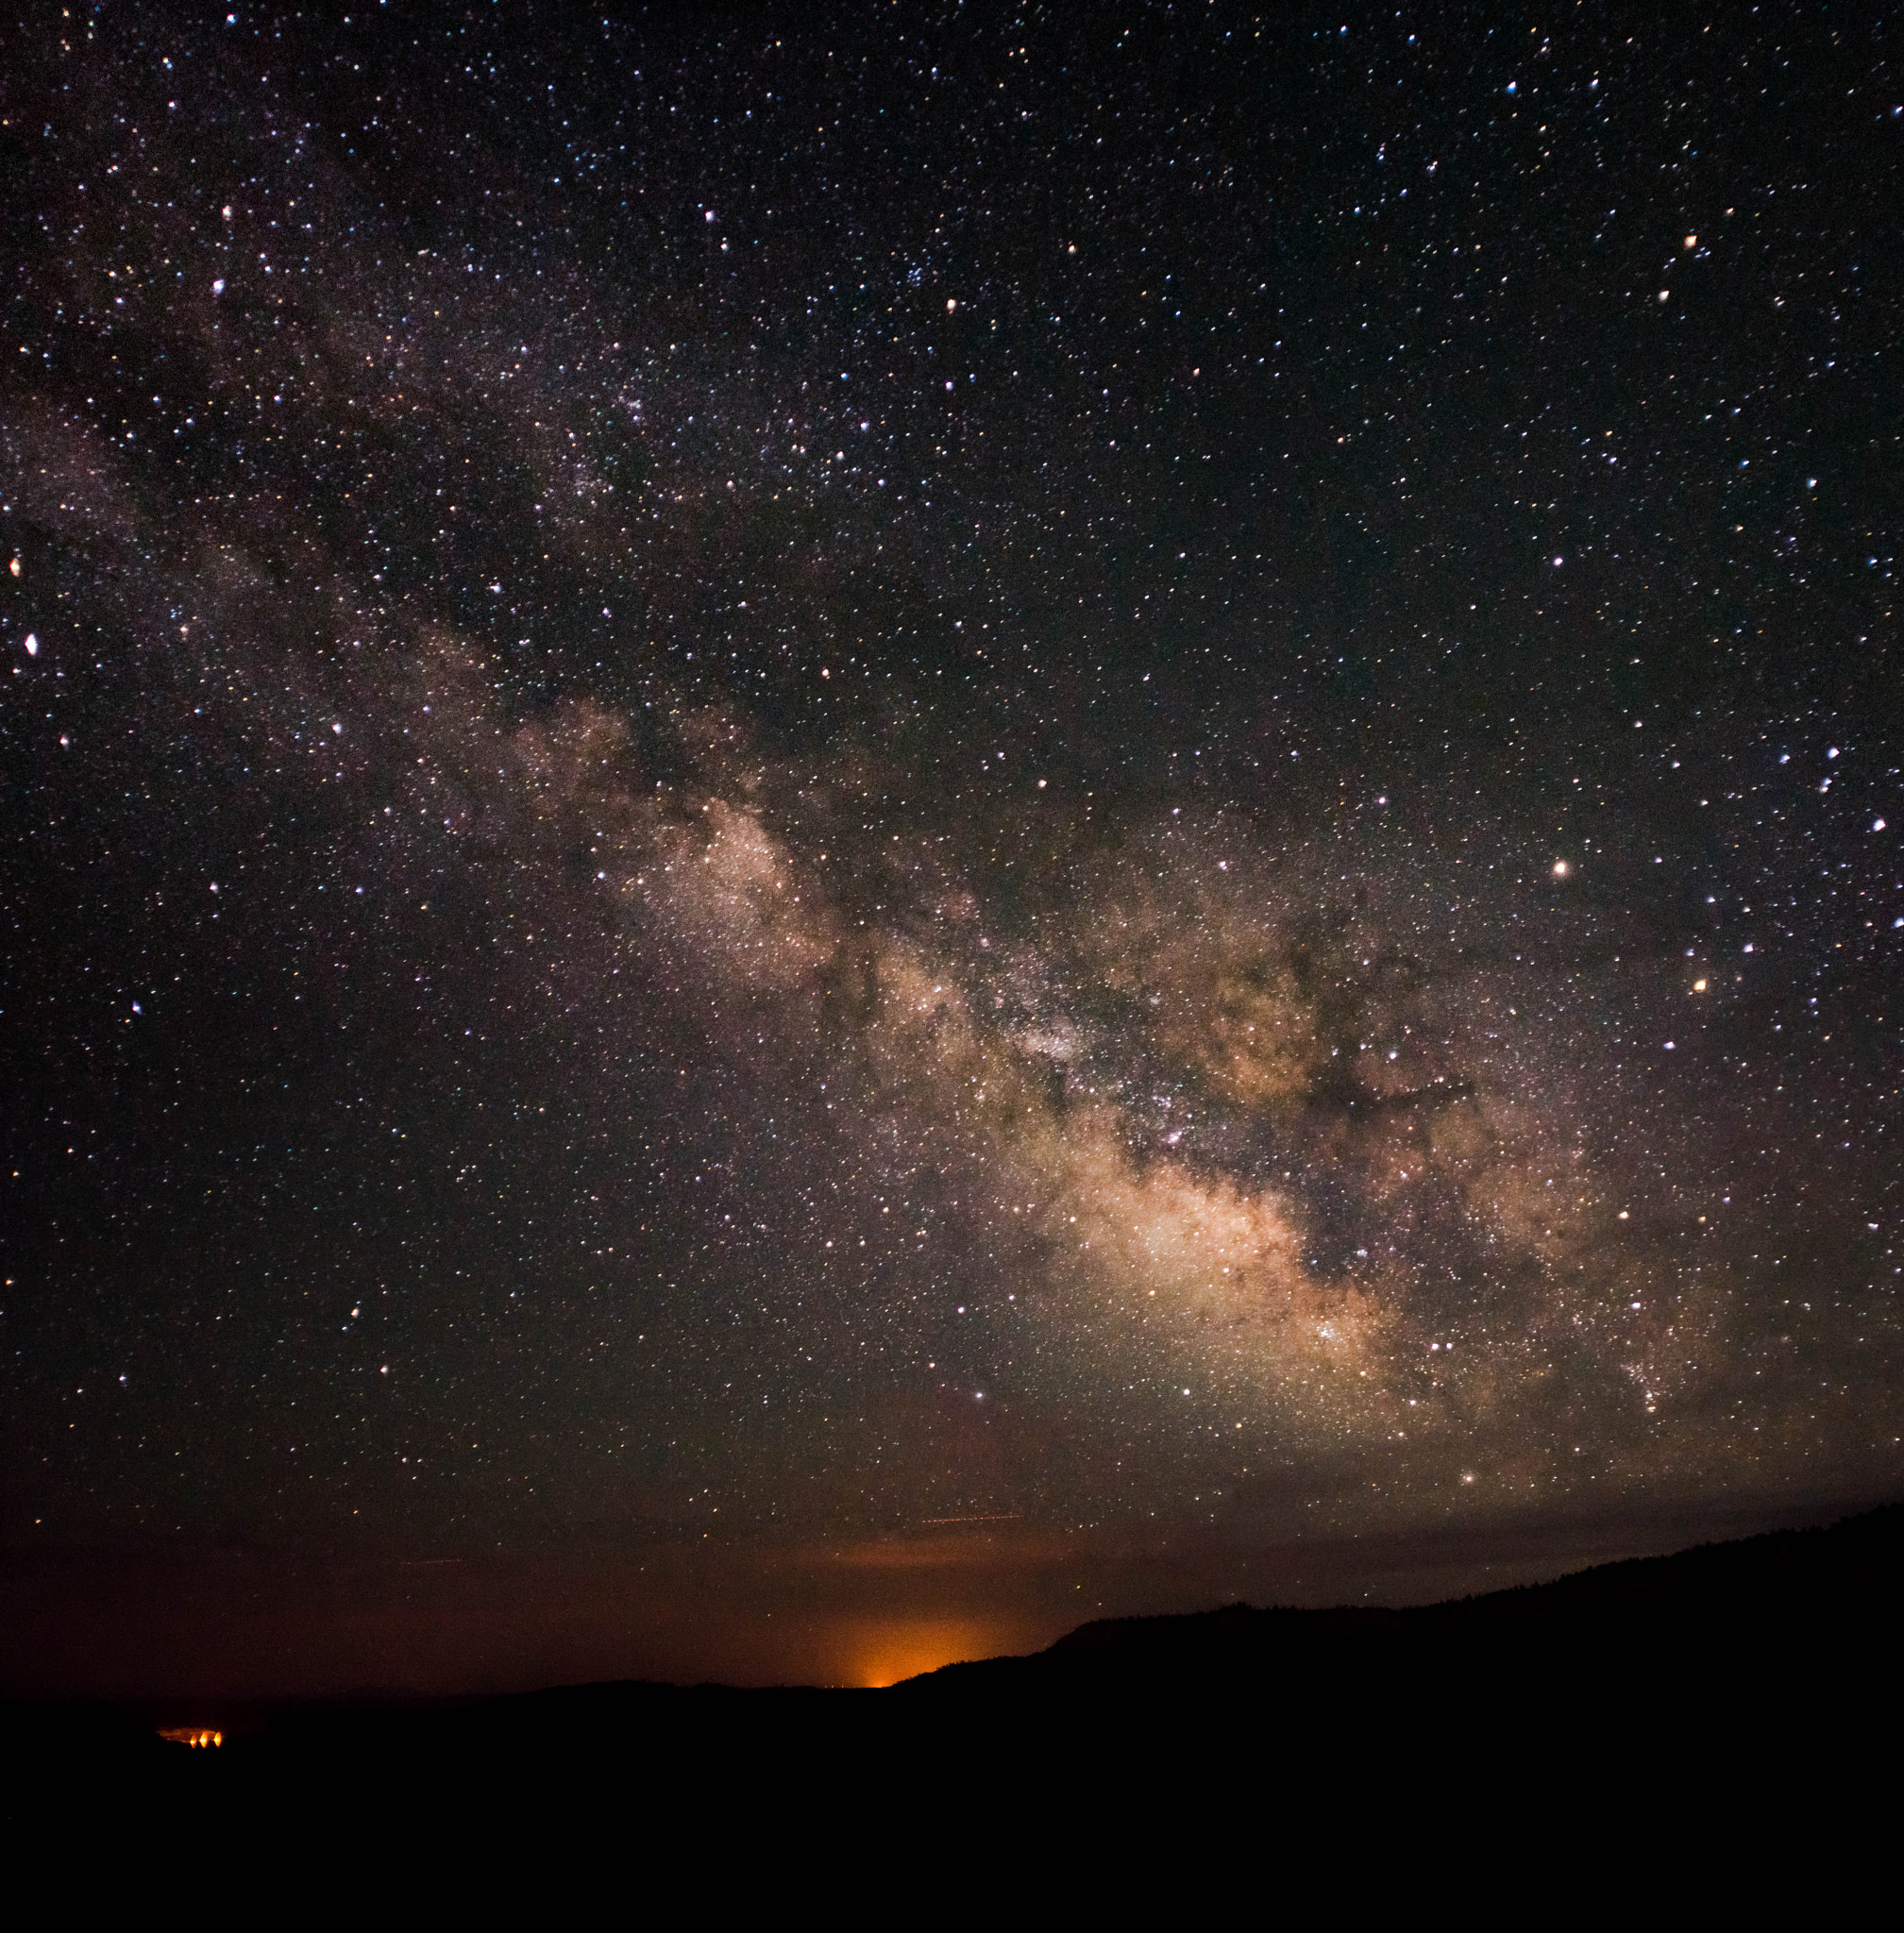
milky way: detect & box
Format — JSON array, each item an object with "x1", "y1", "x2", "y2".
[{"x1": 4, "y1": 5, "x2": 1899, "y2": 1691}]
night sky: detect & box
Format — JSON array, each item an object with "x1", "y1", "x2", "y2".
[{"x1": 5, "y1": 2, "x2": 1900, "y2": 1697}]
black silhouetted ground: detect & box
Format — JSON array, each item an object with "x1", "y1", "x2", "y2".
[
  {"x1": 897, "y1": 1500, "x2": 1904, "y2": 1698},
  {"x1": 7, "y1": 1504, "x2": 1899, "y2": 1874}
]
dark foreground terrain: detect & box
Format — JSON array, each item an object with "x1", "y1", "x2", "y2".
[
  {"x1": 901, "y1": 1499, "x2": 1904, "y2": 1696},
  {"x1": 7, "y1": 1505, "x2": 1900, "y2": 1871}
]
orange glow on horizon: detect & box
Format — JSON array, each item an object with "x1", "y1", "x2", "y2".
[
  {"x1": 158, "y1": 1726, "x2": 224, "y2": 1748},
  {"x1": 849, "y1": 1620, "x2": 999, "y2": 1689}
]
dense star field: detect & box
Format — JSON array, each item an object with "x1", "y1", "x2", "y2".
[{"x1": 4, "y1": 3, "x2": 1900, "y2": 1693}]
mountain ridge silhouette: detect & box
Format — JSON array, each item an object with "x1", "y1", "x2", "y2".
[
  {"x1": 8, "y1": 1500, "x2": 1899, "y2": 1862},
  {"x1": 896, "y1": 1498, "x2": 1904, "y2": 1691}
]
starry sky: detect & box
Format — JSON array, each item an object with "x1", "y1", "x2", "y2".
[{"x1": 4, "y1": 1, "x2": 1900, "y2": 1696}]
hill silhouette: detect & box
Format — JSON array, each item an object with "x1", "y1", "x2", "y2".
[
  {"x1": 895, "y1": 1501, "x2": 1904, "y2": 1703},
  {"x1": 7, "y1": 1504, "x2": 1900, "y2": 1860}
]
